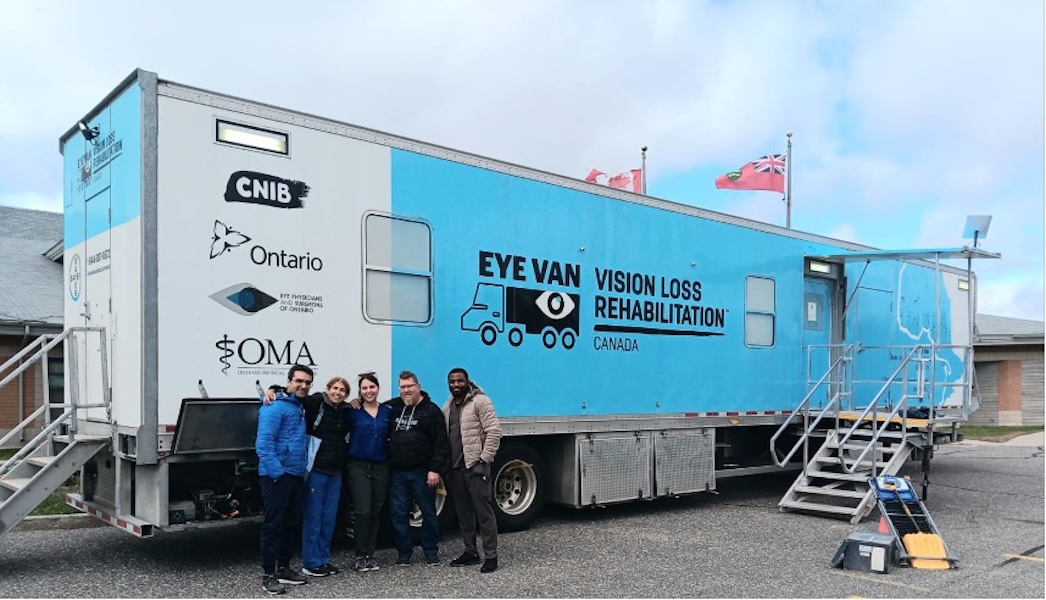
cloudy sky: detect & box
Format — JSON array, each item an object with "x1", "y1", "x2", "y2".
[{"x1": 2, "y1": 0, "x2": 1043, "y2": 320}]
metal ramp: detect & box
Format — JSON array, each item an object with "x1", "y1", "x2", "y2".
[
  {"x1": 0, "y1": 328, "x2": 110, "y2": 542},
  {"x1": 771, "y1": 343, "x2": 973, "y2": 523}
]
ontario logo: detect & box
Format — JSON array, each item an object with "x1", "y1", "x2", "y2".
[
  {"x1": 210, "y1": 283, "x2": 278, "y2": 316},
  {"x1": 210, "y1": 220, "x2": 252, "y2": 259}
]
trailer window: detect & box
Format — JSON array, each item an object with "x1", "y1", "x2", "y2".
[
  {"x1": 744, "y1": 276, "x2": 775, "y2": 347},
  {"x1": 215, "y1": 120, "x2": 289, "y2": 155},
  {"x1": 363, "y1": 213, "x2": 432, "y2": 324}
]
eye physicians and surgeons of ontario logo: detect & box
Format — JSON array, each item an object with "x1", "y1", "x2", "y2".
[{"x1": 68, "y1": 253, "x2": 82, "y2": 301}]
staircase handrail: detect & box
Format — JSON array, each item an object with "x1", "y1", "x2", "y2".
[
  {"x1": 770, "y1": 343, "x2": 855, "y2": 466},
  {"x1": 0, "y1": 327, "x2": 110, "y2": 478},
  {"x1": 0, "y1": 405, "x2": 48, "y2": 450},
  {"x1": 0, "y1": 409, "x2": 74, "y2": 478},
  {"x1": 836, "y1": 344, "x2": 927, "y2": 474}
]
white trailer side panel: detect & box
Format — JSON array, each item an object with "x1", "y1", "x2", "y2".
[{"x1": 154, "y1": 94, "x2": 393, "y2": 425}]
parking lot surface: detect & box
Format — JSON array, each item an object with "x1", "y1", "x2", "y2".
[{"x1": 0, "y1": 439, "x2": 1041, "y2": 598}]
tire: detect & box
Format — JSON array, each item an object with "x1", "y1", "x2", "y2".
[
  {"x1": 541, "y1": 328, "x2": 557, "y2": 349},
  {"x1": 480, "y1": 324, "x2": 498, "y2": 346},
  {"x1": 561, "y1": 329, "x2": 576, "y2": 349},
  {"x1": 508, "y1": 327, "x2": 524, "y2": 347},
  {"x1": 490, "y1": 441, "x2": 545, "y2": 532}
]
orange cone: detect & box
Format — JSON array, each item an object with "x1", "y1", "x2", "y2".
[{"x1": 878, "y1": 515, "x2": 890, "y2": 534}]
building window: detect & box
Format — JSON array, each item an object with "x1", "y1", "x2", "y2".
[
  {"x1": 745, "y1": 276, "x2": 775, "y2": 347},
  {"x1": 363, "y1": 212, "x2": 432, "y2": 324}
]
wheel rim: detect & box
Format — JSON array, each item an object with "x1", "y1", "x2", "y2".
[{"x1": 494, "y1": 459, "x2": 537, "y2": 516}]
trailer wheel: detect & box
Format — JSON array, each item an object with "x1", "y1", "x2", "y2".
[
  {"x1": 508, "y1": 327, "x2": 524, "y2": 347},
  {"x1": 480, "y1": 324, "x2": 498, "y2": 346},
  {"x1": 491, "y1": 442, "x2": 545, "y2": 532},
  {"x1": 561, "y1": 329, "x2": 576, "y2": 349},
  {"x1": 541, "y1": 328, "x2": 557, "y2": 349}
]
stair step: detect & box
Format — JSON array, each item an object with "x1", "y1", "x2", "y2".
[
  {"x1": 778, "y1": 499, "x2": 859, "y2": 515},
  {"x1": 52, "y1": 435, "x2": 110, "y2": 445},
  {"x1": 0, "y1": 477, "x2": 32, "y2": 492},
  {"x1": 814, "y1": 456, "x2": 893, "y2": 468},
  {"x1": 794, "y1": 485, "x2": 868, "y2": 499},
  {"x1": 26, "y1": 456, "x2": 57, "y2": 468},
  {"x1": 804, "y1": 469, "x2": 871, "y2": 482}
]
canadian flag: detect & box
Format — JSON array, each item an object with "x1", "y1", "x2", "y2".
[{"x1": 585, "y1": 168, "x2": 643, "y2": 193}]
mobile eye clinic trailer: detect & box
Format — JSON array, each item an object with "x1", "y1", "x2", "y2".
[{"x1": 0, "y1": 69, "x2": 999, "y2": 540}]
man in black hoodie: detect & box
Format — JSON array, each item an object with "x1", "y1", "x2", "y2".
[{"x1": 386, "y1": 370, "x2": 450, "y2": 566}]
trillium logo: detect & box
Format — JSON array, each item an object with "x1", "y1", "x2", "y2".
[
  {"x1": 210, "y1": 283, "x2": 278, "y2": 316},
  {"x1": 210, "y1": 220, "x2": 251, "y2": 259}
]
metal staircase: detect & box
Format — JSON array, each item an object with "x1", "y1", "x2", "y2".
[
  {"x1": 771, "y1": 342, "x2": 973, "y2": 523},
  {"x1": 0, "y1": 328, "x2": 110, "y2": 541}
]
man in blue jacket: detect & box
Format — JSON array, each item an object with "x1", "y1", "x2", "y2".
[{"x1": 256, "y1": 364, "x2": 312, "y2": 595}]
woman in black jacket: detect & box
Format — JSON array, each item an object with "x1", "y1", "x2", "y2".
[{"x1": 266, "y1": 376, "x2": 349, "y2": 577}]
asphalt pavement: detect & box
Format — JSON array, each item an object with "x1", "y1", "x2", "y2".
[{"x1": 1, "y1": 437, "x2": 1042, "y2": 598}]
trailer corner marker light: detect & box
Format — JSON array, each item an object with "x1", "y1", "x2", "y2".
[
  {"x1": 958, "y1": 279, "x2": 969, "y2": 291},
  {"x1": 216, "y1": 120, "x2": 288, "y2": 155},
  {"x1": 729, "y1": 417, "x2": 740, "y2": 425},
  {"x1": 809, "y1": 260, "x2": 832, "y2": 274}
]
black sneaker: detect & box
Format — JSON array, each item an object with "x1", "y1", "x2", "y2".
[
  {"x1": 450, "y1": 552, "x2": 480, "y2": 567},
  {"x1": 323, "y1": 563, "x2": 340, "y2": 575},
  {"x1": 354, "y1": 556, "x2": 368, "y2": 572},
  {"x1": 395, "y1": 554, "x2": 411, "y2": 567},
  {"x1": 425, "y1": 555, "x2": 441, "y2": 566},
  {"x1": 262, "y1": 574, "x2": 287, "y2": 595},
  {"x1": 365, "y1": 556, "x2": 380, "y2": 572},
  {"x1": 277, "y1": 567, "x2": 309, "y2": 585},
  {"x1": 302, "y1": 564, "x2": 330, "y2": 577},
  {"x1": 480, "y1": 558, "x2": 498, "y2": 573}
]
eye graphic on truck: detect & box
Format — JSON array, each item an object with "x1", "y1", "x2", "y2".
[
  {"x1": 209, "y1": 283, "x2": 278, "y2": 316},
  {"x1": 461, "y1": 284, "x2": 580, "y2": 349}
]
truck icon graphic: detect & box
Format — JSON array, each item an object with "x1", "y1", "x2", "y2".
[{"x1": 461, "y1": 283, "x2": 580, "y2": 349}]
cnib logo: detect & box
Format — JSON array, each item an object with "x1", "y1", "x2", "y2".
[
  {"x1": 225, "y1": 171, "x2": 309, "y2": 209},
  {"x1": 210, "y1": 283, "x2": 278, "y2": 316}
]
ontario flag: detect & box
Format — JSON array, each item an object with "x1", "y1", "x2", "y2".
[
  {"x1": 715, "y1": 154, "x2": 786, "y2": 193},
  {"x1": 585, "y1": 168, "x2": 643, "y2": 193}
]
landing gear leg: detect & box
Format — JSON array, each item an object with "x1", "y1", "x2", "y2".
[{"x1": 920, "y1": 445, "x2": 933, "y2": 500}]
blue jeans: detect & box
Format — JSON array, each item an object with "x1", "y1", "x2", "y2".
[
  {"x1": 259, "y1": 474, "x2": 304, "y2": 574},
  {"x1": 301, "y1": 470, "x2": 342, "y2": 570},
  {"x1": 388, "y1": 468, "x2": 439, "y2": 558}
]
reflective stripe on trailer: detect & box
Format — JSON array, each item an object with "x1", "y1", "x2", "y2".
[
  {"x1": 683, "y1": 410, "x2": 788, "y2": 417},
  {"x1": 66, "y1": 494, "x2": 154, "y2": 538}
]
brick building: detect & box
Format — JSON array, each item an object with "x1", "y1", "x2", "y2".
[
  {"x1": 0, "y1": 206, "x2": 64, "y2": 445},
  {"x1": 970, "y1": 313, "x2": 1045, "y2": 426}
]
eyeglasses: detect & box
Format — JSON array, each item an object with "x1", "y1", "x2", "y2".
[{"x1": 292, "y1": 378, "x2": 313, "y2": 386}]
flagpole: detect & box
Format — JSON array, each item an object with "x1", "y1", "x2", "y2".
[
  {"x1": 641, "y1": 146, "x2": 648, "y2": 195},
  {"x1": 785, "y1": 131, "x2": 792, "y2": 229}
]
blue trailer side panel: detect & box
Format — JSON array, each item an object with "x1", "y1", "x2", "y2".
[{"x1": 390, "y1": 151, "x2": 959, "y2": 418}]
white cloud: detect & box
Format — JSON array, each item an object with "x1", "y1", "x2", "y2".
[{"x1": 0, "y1": 0, "x2": 1041, "y2": 321}]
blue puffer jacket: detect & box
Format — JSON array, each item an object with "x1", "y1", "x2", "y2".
[{"x1": 256, "y1": 395, "x2": 307, "y2": 479}]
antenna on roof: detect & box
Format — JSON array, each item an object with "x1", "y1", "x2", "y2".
[{"x1": 962, "y1": 215, "x2": 992, "y2": 249}]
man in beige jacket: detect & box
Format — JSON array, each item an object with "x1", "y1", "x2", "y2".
[{"x1": 442, "y1": 368, "x2": 503, "y2": 573}]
